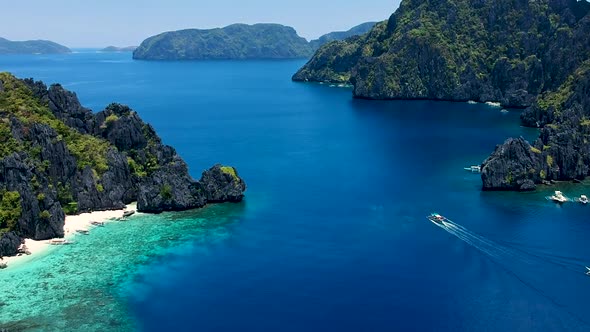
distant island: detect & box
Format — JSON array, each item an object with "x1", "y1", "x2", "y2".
[
  {"x1": 0, "y1": 72, "x2": 246, "y2": 258},
  {"x1": 309, "y1": 22, "x2": 376, "y2": 50},
  {"x1": 101, "y1": 46, "x2": 137, "y2": 52},
  {"x1": 133, "y1": 23, "x2": 313, "y2": 60},
  {"x1": 0, "y1": 37, "x2": 71, "y2": 54},
  {"x1": 133, "y1": 22, "x2": 377, "y2": 60},
  {"x1": 294, "y1": 0, "x2": 590, "y2": 191}
]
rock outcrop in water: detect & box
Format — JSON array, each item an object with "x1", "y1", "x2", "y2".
[
  {"x1": 0, "y1": 73, "x2": 246, "y2": 257},
  {"x1": 101, "y1": 46, "x2": 137, "y2": 52},
  {"x1": 293, "y1": 0, "x2": 590, "y2": 108},
  {"x1": 294, "y1": 0, "x2": 590, "y2": 191},
  {"x1": 482, "y1": 61, "x2": 590, "y2": 190}
]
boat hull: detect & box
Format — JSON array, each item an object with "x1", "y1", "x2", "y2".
[{"x1": 427, "y1": 215, "x2": 449, "y2": 225}]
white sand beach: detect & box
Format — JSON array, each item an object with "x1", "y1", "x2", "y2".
[{"x1": 1, "y1": 203, "x2": 137, "y2": 269}]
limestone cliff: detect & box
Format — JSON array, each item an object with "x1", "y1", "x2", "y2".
[{"x1": 0, "y1": 73, "x2": 246, "y2": 256}]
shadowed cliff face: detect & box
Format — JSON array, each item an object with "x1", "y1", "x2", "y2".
[
  {"x1": 294, "y1": 0, "x2": 590, "y2": 108},
  {"x1": 0, "y1": 73, "x2": 246, "y2": 256},
  {"x1": 295, "y1": 0, "x2": 590, "y2": 191},
  {"x1": 482, "y1": 61, "x2": 590, "y2": 190}
]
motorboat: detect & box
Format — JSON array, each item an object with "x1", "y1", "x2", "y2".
[
  {"x1": 464, "y1": 165, "x2": 481, "y2": 173},
  {"x1": 547, "y1": 191, "x2": 569, "y2": 203},
  {"x1": 427, "y1": 213, "x2": 449, "y2": 225},
  {"x1": 576, "y1": 195, "x2": 589, "y2": 204},
  {"x1": 586, "y1": 267, "x2": 590, "y2": 276}
]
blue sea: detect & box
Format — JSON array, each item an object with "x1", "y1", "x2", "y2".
[{"x1": 1, "y1": 50, "x2": 590, "y2": 331}]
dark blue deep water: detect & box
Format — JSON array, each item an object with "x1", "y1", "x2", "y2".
[{"x1": 2, "y1": 51, "x2": 590, "y2": 331}]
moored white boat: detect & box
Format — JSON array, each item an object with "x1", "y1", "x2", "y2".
[
  {"x1": 547, "y1": 191, "x2": 569, "y2": 203},
  {"x1": 463, "y1": 165, "x2": 481, "y2": 173},
  {"x1": 575, "y1": 195, "x2": 589, "y2": 204}
]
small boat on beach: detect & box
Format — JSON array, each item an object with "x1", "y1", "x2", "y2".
[
  {"x1": 49, "y1": 239, "x2": 72, "y2": 245},
  {"x1": 427, "y1": 213, "x2": 449, "y2": 225},
  {"x1": 464, "y1": 165, "x2": 481, "y2": 173},
  {"x1": 122, "y1": 210, "x2": 135, "y2": 218},
  {"x1": 17, "y1": 244, "x2": 31, "y2": 255},
  {"x1": 90, "y1": 221, "x2": 105, "y2": 226},
  {"x1": 547, "y1": 191, "x2": 569, "y2": 203},
  {"x1": 76, "y1": 229, "x2": 89, "y2": 235},
  {"x1": 576, "y1": 195, "x2": 589, "y2": 204}
]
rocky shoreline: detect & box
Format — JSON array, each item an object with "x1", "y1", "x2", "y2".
[
  {"x1": 481, "y1": 61, "x2": 590, "y2": 191},
  {"x1": 0, "y1": 73, "x2": 246, "y2": 257},
  {"x1": 294, "y1": 0, "x2": 590, "y2": 191}
]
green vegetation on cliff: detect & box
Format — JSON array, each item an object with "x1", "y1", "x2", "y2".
[
  {"x1": 0, "y1": 191, "x2": 21, "y2": 235},
  {"x1": 0, "y1": 37, "x2": 71, "y2": 55},
  {"x1": 294, "y1": 0, "x2": 590, "y2": 107},
  {"x1": 133, "y1": 24, "x2": 313, "y2": 60},
  {"x1": 481, "y1": 60, "x2": 590, "y2": 190},
  {"x1": 292, "y1": 0, "x2": 590, "y2": 191},
  {"x1": 309, "y1": 22, "x2": 377, "y2": 50},
  {"x1": 0, "y1": 73, "x2": 111, "y2": 175},
  {"x1": 0, "y1": 72, "x2": 246, "y2": 256}
]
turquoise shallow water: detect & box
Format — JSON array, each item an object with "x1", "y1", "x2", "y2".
[
  {"x1": 0, "y1": 204, "x2": 248, "y2": 331},
  {"x1": 1, "y1": 51, "x2": 590, "y2": 331}
]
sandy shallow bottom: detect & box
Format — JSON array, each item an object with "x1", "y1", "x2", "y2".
[
  {"x1": 0, "y1": 203, "x2": 245, "y2": 331},
  {"x1": 2, "y1": 204, "x2": 137, "y2": 269}
]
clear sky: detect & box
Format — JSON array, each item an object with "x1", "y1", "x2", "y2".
[{"x1": 1, "y1": 0, "x2": 401, "y2": 48}]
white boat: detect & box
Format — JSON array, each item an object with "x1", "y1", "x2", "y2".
[
  {"x1": 463, "y1": 165, "x2": 481, "y2": 173},
  {"x1": 427, "y1": 213, "x2": 449, "y2": 225},
  {"x1": 467, "y1": 100, "x2": 477, "y2": 104},
  {"x1": 547, "y1": 191, "x2": 569, "y2": 203},
  {"x1": 586, "y1": 266, "x2": 590, "y2": 276},
  {"x1": 500, "y1": 109, "x2": 509, "y2": 113},
  {"x1": 576, "y1": 195, "x2": 589, "y2": 204}
]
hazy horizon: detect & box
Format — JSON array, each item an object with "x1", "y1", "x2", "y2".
[{"x1": 1, "y1": 1, "x2": 400, "y2": 48}]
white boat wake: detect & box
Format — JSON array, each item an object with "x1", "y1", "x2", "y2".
[
  {"x1": 431, "y1": 216, "x2": 590, "y2": 326},
  {"x1": 434, "y1": 220, "x2": 530, "y2": 263},
  {"x1": 434, "y1": 218, "x2": 582, "y2": 272}
]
